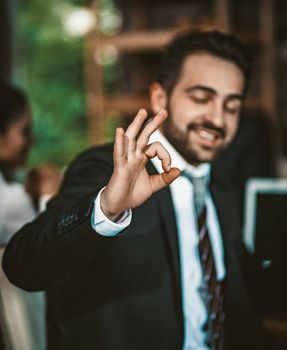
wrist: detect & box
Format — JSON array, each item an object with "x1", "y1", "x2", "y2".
[{"x1": 100, "y1": 190, "x2": 124, "y2": 222}]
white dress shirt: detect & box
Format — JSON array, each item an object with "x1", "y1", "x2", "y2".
[{"x1": 92, "y1": 130, "x2": 225, "y2": 350}]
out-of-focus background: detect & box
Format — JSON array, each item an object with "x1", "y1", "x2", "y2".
[
  {"x1": 0, "y1": 0, "x2": 287, "y2": 172},
  {"x1": 2, "y1": 1, "x2": 287, "y2": 347}
]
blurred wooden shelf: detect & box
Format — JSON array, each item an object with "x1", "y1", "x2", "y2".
[
  {"x1": 94, "y1": 29, "x2": 176, "y2": 53},
  {"x1": 104, "y1": 95, "x2": 149, "y2": 115},
  {"x1": 93, "y1": 29, "x2": 262, "y2": 54},
  {"x1": 263, "y1": 316, "x2": 287, "y2": 336}
]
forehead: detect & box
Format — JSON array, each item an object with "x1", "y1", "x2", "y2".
[{"x1": 176, "y1": 52, "x2": 245, "y2": 95}]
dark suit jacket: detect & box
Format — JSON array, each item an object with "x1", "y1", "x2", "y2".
[{"x1": 2, "y1": 144, "x2": 265, "y2": 350}]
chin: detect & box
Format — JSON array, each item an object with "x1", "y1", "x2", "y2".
[
  {"x1": 202, "y1": 153, "x2": 220, "y2": 163},
  {"x1": 193, "y1": 151, "x2": 221, "y2": 165}
]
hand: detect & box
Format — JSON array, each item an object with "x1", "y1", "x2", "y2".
[{"x1": 101, "y1": 109, "x2": 180, "y2": 221}]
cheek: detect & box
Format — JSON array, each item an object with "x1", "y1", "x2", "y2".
[
  {"x1": 0, "y1": 137, "x2": 14, "y2": 160},
  {"x1": 168, "y1": 96, "x2": 192, "y2": 126},
  {"x1": 169, "y1": 106, "x2": 196, "y2": 132},
  {"x1": 11, "y1": 133, "x2": 24, "y2": 149},
  {"x1": 225, "y1": 117, "x2": 239, "y2": 141}
]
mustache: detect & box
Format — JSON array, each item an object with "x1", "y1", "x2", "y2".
[{"x1": 187, "y1": 122, "x2": 226, "y2": 138}]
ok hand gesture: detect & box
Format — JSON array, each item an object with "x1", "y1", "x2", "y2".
[{"x1": 101, "y1": 109, "x2": 180, "y2": 221}]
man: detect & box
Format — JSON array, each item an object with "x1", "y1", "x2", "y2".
[{"x1": 2, "y1": 31, "x2": 265, "y2": 350}]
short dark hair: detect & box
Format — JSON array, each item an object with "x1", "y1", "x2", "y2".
[
  {"x1": 159, "y1": 30, "x2": 251, "y2": 95},
  {"x1": 0, "y1": 81, "x2": 29, "y2": 134}
]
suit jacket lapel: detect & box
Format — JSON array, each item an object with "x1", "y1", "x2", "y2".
[
  {"x1": 210, "y1": 182, "x2": 242, "y2": 255},
  {"x1": 210, "y1": 181, "x2": 248, "y2": 310},
  {"x1": 154, "y1": 186, "x2": 181, "y2": 274},
  {"x1": 146, "y1": 162, "x2": 182, "y2": 307},
  {"x1": 146, "y1": 161, "x2": 180, "y2": 271}
]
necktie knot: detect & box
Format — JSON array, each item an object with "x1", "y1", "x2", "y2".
[{"x1": 182, "y1": 170, "x2": 209, "y2": 216}]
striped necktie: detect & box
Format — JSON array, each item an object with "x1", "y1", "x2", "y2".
[
  {"x1": 198, "y1": 207, "x2": 225, "y2": 350},
  {"x1": 183, "y1": 171, "x2": 225, "y2": 350}
]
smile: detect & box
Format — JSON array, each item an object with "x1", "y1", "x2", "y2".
[
  {"x1": 191, "y1": 126, "x2": 223, "y2": 144},
  {"x1": 198, "y1": 129, "x2": 216, "y2": 141}
]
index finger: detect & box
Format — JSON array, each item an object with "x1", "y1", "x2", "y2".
[
  {"x1": 136, "y1": 109, "x2": 168, "y2": 149},
  {"x1": 125, "y1": 109, "x2": 148, "y2": 140}
]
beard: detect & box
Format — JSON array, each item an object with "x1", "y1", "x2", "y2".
[{"x1": 161, "y1": 111, "x2": 226, "y2": 166}]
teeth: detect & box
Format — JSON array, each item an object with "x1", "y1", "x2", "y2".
[{"x1": 198, "y1": 130, "x2": 215, "y2": 141}]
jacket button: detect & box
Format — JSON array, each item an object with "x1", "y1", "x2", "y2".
[{"x1": 62, "y1": 219, "x2": 69, "y2": 227}]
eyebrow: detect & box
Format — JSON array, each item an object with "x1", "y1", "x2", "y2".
[{"x1": 185, "y1": 85, "x2": 243, "y2": 101}]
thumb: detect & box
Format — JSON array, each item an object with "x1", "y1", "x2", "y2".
[
  {"x1": 150, "y1": 167, "x2": 181, "y2": 193},
  {"x1": 162, "y1": 167, "x2": 181, "y2": 185}
]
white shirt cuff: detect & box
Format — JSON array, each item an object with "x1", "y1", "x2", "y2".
[{"x1": 91, "y1": 187, "x2": 132, "y2": 236}]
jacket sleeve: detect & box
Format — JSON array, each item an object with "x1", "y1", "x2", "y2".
[{"x1": 2, "y1": 146, "x2": 121, "y2": 292}]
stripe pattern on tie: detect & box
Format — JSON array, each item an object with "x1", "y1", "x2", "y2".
[{"x1": 197, "y1": 207, "x2": 225, "y2": 350}]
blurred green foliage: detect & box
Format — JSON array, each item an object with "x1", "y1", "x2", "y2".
[{"x1": 14, "y1": 0, "x2": 88, "y2": 168}]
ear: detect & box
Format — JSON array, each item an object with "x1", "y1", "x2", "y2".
[{"x1": 149, "y1": 82, "x2": 168, "y2": 114}]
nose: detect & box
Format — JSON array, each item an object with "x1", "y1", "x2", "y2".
[{"x1": 206, "y1": 100, "x2": 225, "y2": 128}]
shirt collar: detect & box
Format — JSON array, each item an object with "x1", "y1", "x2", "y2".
[{"x1": 149, "y1": 130, "x2": 211, "y2": 180}]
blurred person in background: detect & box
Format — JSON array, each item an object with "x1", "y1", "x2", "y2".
[
  {"x1": 0, "y1": 81, "x2": 61, "y2": 350},
  {"x1": 0, "y1": 82, "x2": 35, "y2": 243}
]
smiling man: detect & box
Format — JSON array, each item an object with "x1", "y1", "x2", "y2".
[
  {"x1": 153, "y1": 52, "x2": 244, "y2": 166},
  {"x1": 3, "y1": 31, "x2": 266, "y2": 350}
]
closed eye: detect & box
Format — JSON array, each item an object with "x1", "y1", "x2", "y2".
[
  {"x1": 225, "y1": 106, "x2": 240, "y2": 114},
  {"x1": 224, "y1": 99, "x2": 242, "y2": 114},
  {"x1": 192, "y1": 96, "x2": 211, "y2": 104},
  {"x1": 190, "y1": 93, "x2": 212, "y2": 104},
  {"x1": 185, "y1": 86, "x2": 215, "y2": 105}
]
